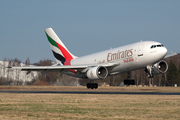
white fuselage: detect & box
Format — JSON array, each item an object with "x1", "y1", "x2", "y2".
[{"x1": 70, "y1": 41, "x2": 167, "y2": 76}]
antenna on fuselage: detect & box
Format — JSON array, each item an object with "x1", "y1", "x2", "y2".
[{"x1": 140, "y1": 39, "x2": 142, "y2": 42}]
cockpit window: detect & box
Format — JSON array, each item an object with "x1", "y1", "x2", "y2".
[
  {"x1": 150, "y1": 44, "x2": 164, "y2": 49},
  {"x1": 150, "y1": 45, "x2": 156, "y2": 48}
]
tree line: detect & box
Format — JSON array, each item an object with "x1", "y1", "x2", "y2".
[{"x1": 0, "y1": 54, "x2": 180, "y2": 86}]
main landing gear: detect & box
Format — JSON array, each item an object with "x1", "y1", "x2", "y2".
[
  {"x1": 124, "y1": 79, "x2": 135, "y2": 85},
  {"x1": 124, "y1": 72, "x2": 135, "y2": 85},
  {"x1": 86, "y1": 83, "x2": 98, "y2": 89}
]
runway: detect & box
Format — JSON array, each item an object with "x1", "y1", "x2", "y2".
[{"x1": 0, "y1": 91, "x2": 180, "y2": 95}]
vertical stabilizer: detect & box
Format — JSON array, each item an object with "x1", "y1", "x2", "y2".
[{"x1": 45, "y1": 28, "x2": 77, "y2": 64}]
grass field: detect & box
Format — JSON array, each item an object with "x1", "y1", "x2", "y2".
[{"x1": 0, "y1": 86, "x2": 180, "y2": 119}]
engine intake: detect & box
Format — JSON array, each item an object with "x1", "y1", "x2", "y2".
[
  {"x1": 86, "y1": 66, "x2": 108, "y2": 80},
  {"x1": 153, "y1": 60, "x2": 168, "y2": 74}
]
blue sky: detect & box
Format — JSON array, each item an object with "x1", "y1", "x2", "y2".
[{"x1": 0, "y1": 0, "x2": 180, "y2": 63}]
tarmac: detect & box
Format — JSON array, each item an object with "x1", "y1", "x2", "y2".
[{"x1": 0, "y1": 91, "x2": 180, "y2": 95}]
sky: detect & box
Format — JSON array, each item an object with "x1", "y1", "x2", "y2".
[{"x1": 0, "y1": 0, "x2": 180, "y2": 64}]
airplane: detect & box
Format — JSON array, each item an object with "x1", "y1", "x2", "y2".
[{"x1": 10, "y1": 28, "x2": 169, "y2": 89}]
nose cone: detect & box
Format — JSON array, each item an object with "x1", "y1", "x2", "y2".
[{"x1": 161, "y1": 47, "x2": 168, "y2": 58}]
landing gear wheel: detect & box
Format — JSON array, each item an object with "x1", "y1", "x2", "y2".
[
  {"x1": 86, "y1": 83, "x2": 90, "y2": 89},
  {"x1": 124, "y1": 79, "x2": 135, "y2": 85},
  {"x1": 124, "y1": 79, "x2": 128, "y2": 85},
  {"x1": 129, "y1": 79, "x2": 135, "y2": 85},
  {"x1": 94, "y1": 83, "x2": 98, "y2": 89},
  {"x1": 90, "y1": 83, "x2": 94, "y2": 89},
  {"x1": 131, "y1": 79, "x2": 135, "y2": 85},
  {"x1": 86, "y1": 83, "x2": 98, "y2": 89}
]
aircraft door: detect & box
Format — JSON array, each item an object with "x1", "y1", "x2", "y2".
[{"x1": 138, "y1": 44, "x2": 144, "y2": 57}]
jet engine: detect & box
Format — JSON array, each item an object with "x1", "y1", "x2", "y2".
[
  {"x1": 86, "y1": 66, "x2": 108, "y2": 80},
  {"x1": 152, "y1": 60, "x2": 168, "y2": 74},
  {"x1": 145, "y1": 60, "x2": 168, "y2": 78}
]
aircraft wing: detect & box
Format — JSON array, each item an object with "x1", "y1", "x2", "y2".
[
  {"x1": 164, "y1": 52, "x2": 178, "y2": 59},
  {"x1": 8, "y1": 62, "x2": 120, "y2": 74}
]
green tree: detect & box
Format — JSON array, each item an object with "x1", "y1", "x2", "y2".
[
  {"x1": 176, "y1": 65, "x2": 180, "y2": 86},
  {"x1": 167, "y1": 60, "x2": 178, "y2": 86},
  {"x1": 161, "y1": 74, "x2": 166, "y2": 86}
]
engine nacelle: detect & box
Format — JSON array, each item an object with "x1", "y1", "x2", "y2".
[
  {"x1": 86, "y1": 66, "x2": 108, "y2": 80},
  {"x1": 152, "y1": 60, "x2": 168, "y2": 74}
]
